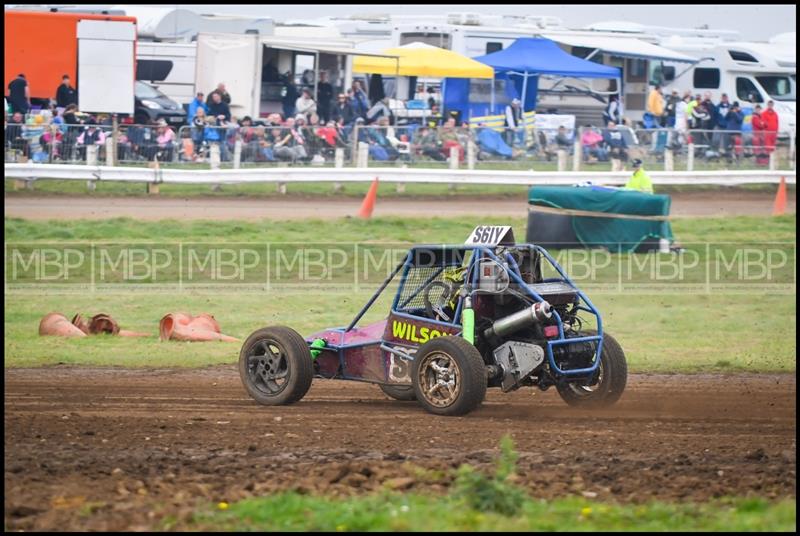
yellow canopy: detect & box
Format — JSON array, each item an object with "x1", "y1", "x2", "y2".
[{"x1": 353, "y1": 42, "x2": 494, "y2": 79}]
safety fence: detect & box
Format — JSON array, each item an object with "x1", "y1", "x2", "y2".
[{"x1": 5, "y1": 121, "x2": 796, "y2": 173}]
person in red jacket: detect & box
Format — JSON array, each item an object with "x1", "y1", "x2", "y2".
[
  {"x1": 761, "y1": 100, "x2": 780, "y2": 156},
  {"x1": 751, "y1": 104, "x2": 767, "y2": 165}
]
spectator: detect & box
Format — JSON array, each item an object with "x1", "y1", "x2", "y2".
[
  {"x1": 154, "y1": 119, "x2": 176, "y2": 161},
  {"x1": 713, "y1": 93, "x2": 731, "y2": 151},
  {"x1": 581, "y1": 126, "x2": 608, "y2": 162},
  {"x1": 298, "y1": 113, "x2": 323, "y2": 158},
  {"x1": 39, "y1": 123, "x2": 64, "y2": 160},
  {"x1": 8, "y1": 73, "x2": 30, "y2": 114},
  {"x1": 350, "y1": 80, "x2": 369, "y2": 119},
  {"x1": 273, "y1": 117, "x2": 308, "y2": 162},
  {"x1": 366, "y1": 97, "x2": 392, "y2": 124},
  {"x1": 602, "y1": 121, "x2": 628, "y2": 162},
  {"x1": 207, "y1": 92, "x2": 231, "y2": 123},
  {"x1": 646, "y1": 85, "x2": 665, "y2": 126},
  {"x1": 255, "y1": 127, "x2": 277, "y2": 162},
  {"x1": 295, "y1": 88, "x2": 317, "y2": 118},
  {"x1": 365, "y1": 117, "x2": 399, "y2": 161},
  {"x1": 625, "y1": 158, "x2": 654, "y2": 194},
  {"x1": 190, "y1": 107, "x2": 207, "y2": 158},
  {"x1": 751, "y1": 104, "x2": 768, "y2": 165},
  {"x1": 76, "y1": 124, "x2": 106, "y2": 161},
  {"x1": 206, "y1": 83, "x2": 231, "y2": 106},
  {"x1": 675, "y1": 92, "x2": 691, "y2": 133},
  {"x1": 332, "y1": 93, "x2": 355, "y2": 127},
  {"x1": 55, "y1": 74, "x2": 77, "y2": 110},
  {"x1": 603, "y1": 94, "x2": 622, "y2": 125},
  {"x1": 316, "y1": 71, "x2": 334, "y2": 123},
  {"x1": 504, "y1": 98, "x2": 524, "y2": 148},
  {"x1": 722, "y1": 101, "x2": 744, "y2": 159},
  {"x1": 700, "y1": 92, "x2": 716, "y2": 131},
  {"x1": 439, "y1": 117, "x2": 464, "y2": 162},
  {"x1": 203, "y1": 116, "x2": 228, "y2": 161},
  {"x1": 238, "y1": 116, "x2": 259, "y2": 162},
  {"x1": 665, "y1": 89, "x2": 680, "y2": 128},
  {"x1": 316, "y1": 119, "x2": 344, "y2": 150},
  {"x1": 555, "y1": 126, "x2": 572, "y2": 151},
  {"x1": 188, "y1": 92, "x2": 208, "y2": 121},
  {"x1": 6, "y1": 111, "x2": 30, "y2": 158},
  {"x1": 124, "y1": 120, "x2": 153, "y2": 161},
  {"x1": 415, "y1": 125, "x2": 446, "y2": 162},
  {"x1": 761, "y1": 99, "x2": 779, "y2": 157},
  {"x1": 282, "y1": 72, "x2": 299, "y2": 118},
  {"x1": 690, "y1": 98, "x2": 710, "y2": 146}
]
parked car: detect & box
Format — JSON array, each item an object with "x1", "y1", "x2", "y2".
[{"x1": 134, "y1": 81, "x2": 186, "y2": 127}]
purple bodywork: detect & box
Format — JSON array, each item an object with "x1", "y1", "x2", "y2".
[{"x1": 306, "y1": 314, "x2": 459, "y2": 384}]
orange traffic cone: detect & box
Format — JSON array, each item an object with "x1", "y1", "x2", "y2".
[
  {"x1": 358, "y1": 177, "x2": 379, "y2": 219},
  {"x1": 773, "y1": 176, "x2": 787, "y2": 216}
]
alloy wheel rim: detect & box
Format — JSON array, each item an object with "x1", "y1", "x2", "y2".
[
  {"x1": 246, "y1": 338, "x2": 290, "y2": 395},
  {"x1": 418, "y1": 351, "x2": 461, "y2": 407}
]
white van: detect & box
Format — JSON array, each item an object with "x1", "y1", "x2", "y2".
[{"x1": 656, "y1": 37, "x2": 796, "y2": 135}]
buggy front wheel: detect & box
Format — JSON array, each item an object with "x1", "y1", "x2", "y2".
[
  {"x1": 412, "y1": 336, "x2": 487, "y2": 416},
  {"x1": 239, "y1": 326, "x2": 313, "y2": 406}
]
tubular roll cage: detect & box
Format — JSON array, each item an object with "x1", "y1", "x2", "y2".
[{"x1": 313, "y1": 244, "x2": 603, "y2": 380}]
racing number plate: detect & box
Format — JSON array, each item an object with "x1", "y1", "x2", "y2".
[{"x1": 465, "y1": 225, "x2": 515, "y2": 246}]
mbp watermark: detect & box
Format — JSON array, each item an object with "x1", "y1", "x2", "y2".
[{"x1": 4, "y1": 241, "x2": 795, "y2": 295}]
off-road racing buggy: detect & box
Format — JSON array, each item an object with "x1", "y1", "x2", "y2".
[{"x1": 240, "y1": 226, "x2": 627, "y2": 416}]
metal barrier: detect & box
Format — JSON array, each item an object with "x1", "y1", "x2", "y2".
[{"x1": 6, "y1": 118, "x2": 796, "y2": 173}]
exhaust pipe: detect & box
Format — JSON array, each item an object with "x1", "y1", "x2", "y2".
[{"x1": 483, "y1": 301, "x2": 552, "y2": 339}]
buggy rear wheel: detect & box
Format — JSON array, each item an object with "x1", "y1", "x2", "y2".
[
  {"x1": 239, "y1": 326, "x2": 313, "y2": 406},
  {"x1": 556, "y1": 331, "x2": 627, "y2": 408},
  {"x1": 379, "y1": 384, "x2": 416, "y2": 401},
  {"x1": 412, "y1": 336, "x2": 487, "y2": 416}
]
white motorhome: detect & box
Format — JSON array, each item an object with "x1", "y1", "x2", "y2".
[{"x1": 656, "y1": 37, "x2": 796, "y2": 135}]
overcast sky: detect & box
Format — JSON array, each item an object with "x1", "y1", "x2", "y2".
[
  {"x1": 15, "y1": 4, "x2": 794, "y2": 41},
  {"x1": 170, "y1": 4, "x2": 794, "y2": 41}
]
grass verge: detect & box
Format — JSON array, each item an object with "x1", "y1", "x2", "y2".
[
  {"x1": 177, "y1": 437, "x2": 796, "y2": 532},
  {"x1": 4, "y1": 215, "x2": 796, "y2": 371}
]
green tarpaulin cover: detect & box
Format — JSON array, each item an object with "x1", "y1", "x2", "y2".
[{"x1": 528, "y1": 186, "x2": 674, "y2": 252}]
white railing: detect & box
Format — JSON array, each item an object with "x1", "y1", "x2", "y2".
[{"x1": 4, "y1": 162, "x2": 795, "y2": 187}]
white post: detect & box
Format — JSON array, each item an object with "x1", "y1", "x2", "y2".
[
  {"x1": 467, "y1": 140, "x2": 476, "y2": 170},
  {"x1": 664, "y1": 149, "x2": 674, "y2": 171},
  {"x1": 210, "y1": 143, "x2": 221, "y2": 170},
  {"x1": 687, "y1": 143, "x2": 694, "y2": 171},
  {"x1": 105, "y1": 137, "x2": 114, "y2": 166},
  {"x1": 449, "y1": 146, "x2": 459, "y2": 169},
  {"x1": 86, "y1": 179, "x2": 97, "y2": 191},
  {"x1": 333, "y1": 148, "x2": 345, "y2": 192},
  {"x1": 86, "y1": 144, "x2": 97, "y2": 166},
  {"x1": 233, "y1": 139, "x2": 242, "y2": 169},
  {"x1": 357, "y1": 142, "x2": 369, "y2": 168},
  {"x1": 557, "y1": 149, "x2": 567, "y2": 171},
  {"x1": 610, "y1": 158, "x2": 621, "y2": 172},
  {"x1": 572, "y1": 129, "x2": 582, "y2": 171},
  {"x1": 769, "y1": 150, "x2": 777, "y2": 170}
]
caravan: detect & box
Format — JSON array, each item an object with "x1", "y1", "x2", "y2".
[{"x1": 655, "y1": 36, "x2": 795, "y2": 136}]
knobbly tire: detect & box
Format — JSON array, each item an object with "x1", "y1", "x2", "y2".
[
  {"x1": 556, "y1": 331, "x2": 627, "y2": 408},
  {"x1": 378, "y1": 384, "x2": 417, "y2": 401},
  {"x1": 412, "y1": 336, "x2": 487, "y2": 416},
  {"x1": 239, "y1": 326, "x2": 313, "y2": 406}
]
